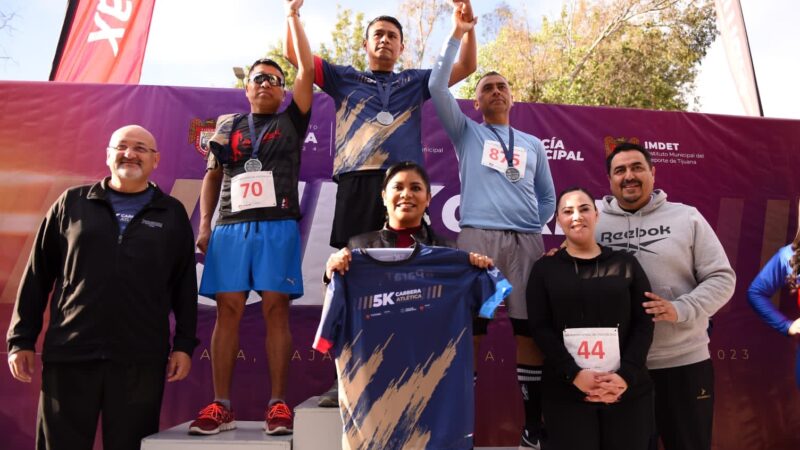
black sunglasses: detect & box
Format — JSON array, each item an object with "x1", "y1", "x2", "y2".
[{"x1": 250, "y1": 72, "x2": 285, "y2": 87}]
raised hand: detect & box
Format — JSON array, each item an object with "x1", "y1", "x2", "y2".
[{"x1": 285, "y1": 0, "x2": 303, "y2": 15}]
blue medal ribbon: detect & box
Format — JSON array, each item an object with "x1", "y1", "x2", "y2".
[
  {"x1": 485, "y1": 123, "x2": 516, "y2": 168},
  {"x1": 246, "y1": 113, "x2": 273, "y2": 162},
  {"x1": 374, "y1": 72, "x2": 395, "y2": 114}
]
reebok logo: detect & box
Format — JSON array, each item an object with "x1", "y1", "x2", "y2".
[{"x1": 599, "y1": 225, "x2": 671, "y2": 254}]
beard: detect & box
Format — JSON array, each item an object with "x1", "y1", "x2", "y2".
[{"x1": 114, "y1": 162, "x2": 143, "y2": 180}]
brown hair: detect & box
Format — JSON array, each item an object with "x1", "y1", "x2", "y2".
[{"x1": 789, "y1": 199, "x2": 800, "y2": 292}]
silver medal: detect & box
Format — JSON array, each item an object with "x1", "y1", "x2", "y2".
[
  {"x1": 376, "y1": 111, "x2": 395, "y2": 126},
  {"x1": 244, "y1": 158, "x2": 262, "y2": 172},
  {"x1": 505, "y1": 167, "x2": 520, "y2": 182}
]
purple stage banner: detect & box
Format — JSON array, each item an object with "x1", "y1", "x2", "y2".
[{"x1": 1, "y1": 81, "x2": 799, "y2": 449}]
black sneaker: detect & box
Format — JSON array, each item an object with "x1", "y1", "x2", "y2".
[
  {"x1": 317, "y1": 382, "x2": 338, "y2": 407},
  {"x1": 519, "y1": 427, "x2": 542, "y2": 450}
]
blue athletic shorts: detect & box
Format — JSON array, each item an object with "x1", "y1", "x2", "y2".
[{"x1": 199, "y1": 220, "x2": 303, "y2": 300}]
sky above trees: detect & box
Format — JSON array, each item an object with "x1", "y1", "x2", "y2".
[{"x1": 0, "y1": 0, "x2": 797, "y2": 118}]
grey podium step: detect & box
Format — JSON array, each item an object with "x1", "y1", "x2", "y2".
[
  {"x1": 293, "y1": 396, "x2": 343, "y2": 450},
  {"x1": 292, "y1": 396, "x2": 516, "y2": 450},
  {"x1": 140, "y1": 398, "x2": 517, "y2": 449},
  {"x1": 141, "y1": 420, "x2": 292, "y2": 449}
]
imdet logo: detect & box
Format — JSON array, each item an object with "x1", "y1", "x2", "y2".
[{"x1": 188, "y1": 118, "x2": 217, "y2": 158}]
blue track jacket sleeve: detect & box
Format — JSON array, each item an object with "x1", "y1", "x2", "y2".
[{"x1": 748, "y1": 245, "x2": 794, "y2": 335}]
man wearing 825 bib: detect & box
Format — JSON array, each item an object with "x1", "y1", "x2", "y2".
[{"x1": 429, "y1": 12, "x2": 556, "y2": 448}]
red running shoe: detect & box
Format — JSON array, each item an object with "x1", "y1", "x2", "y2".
[
  {"x1": 264, "y1": 401, "x2": 294, "y2": 435},
  {"x1": 188, "y1": 401, "x2": 236, "y2": 435}
]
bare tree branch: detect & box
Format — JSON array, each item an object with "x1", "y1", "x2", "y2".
[
  {"x1": 568, "y1": 0, "x2": 680, "y2": 84},
  {"x1": 399, "y1": 0, "x2": 449, "y2": 69}
]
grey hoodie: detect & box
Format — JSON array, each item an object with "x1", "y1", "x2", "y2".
[{"x1": 596, "y1": 189, "x2": 736, "y2": 369}]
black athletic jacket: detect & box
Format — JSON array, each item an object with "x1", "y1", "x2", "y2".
[
  {"x1": 7, "y1": 178, "x2": 199, "y2": 363},
  {"x1": 527, "y1": 246, "x2": 654, "y2": 401},
  {"x1": 347, "y1": 222, "x2": 454, "y2": 249},
  {"x1": 322, "y1": 222, "x2": 455, "y2": 284}
]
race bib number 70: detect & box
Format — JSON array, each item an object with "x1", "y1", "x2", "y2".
[
  {"x1": 563, "y1": 327, "x2": 621, "y2": 372},
  {"x1": 231, "y1": 171, "x2": 277, "y2": 212}
]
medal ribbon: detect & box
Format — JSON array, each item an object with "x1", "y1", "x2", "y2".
[
  {"x1": 246, "y1": 113, "x2": 273, "y2": 162},
  {"x1": 374, "y1": 73, "x2": 395, "y2": 114},
  {"x1": 485, "y1": 124, "x2": 516, "y2": 168}
]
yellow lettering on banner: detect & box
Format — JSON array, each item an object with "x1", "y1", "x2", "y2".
[
  {"x1": 200, "y1": 348, "x2": 210, "y2": 360},
  {"x1": 308, "y1": 350, "x2": 316, "y2": 361},
  {"x1": 322, "y1": 352, "x2": 333, "y2": 361},
  {"x1": 236, "y1": 350, "x2": 246, "y2": 360},
  {"x1": 292, "y1": 350, "x2": 302, "y2": 361},
  {"x1": 484, "y1": 351, "x2": 495, "y2": 362}
]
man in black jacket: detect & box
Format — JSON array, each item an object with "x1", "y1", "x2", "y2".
[{"x1": 6, "y1": 124, "x2": 199, "y2": 450}]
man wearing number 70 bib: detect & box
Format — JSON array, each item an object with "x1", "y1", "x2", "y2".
[
  {"x1": 527, "y1": 187, "x2": 655, "y2": 450},
  {"x1": 188, "y1": 0, "x2": 314, "y2": 437}
]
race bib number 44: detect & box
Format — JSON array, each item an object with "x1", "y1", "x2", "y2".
[
  {"x1": 481, "y1": 140, "x2": 528, "y2": 178},
  {"x1": 563, "y1": 327, "x2": 621, "y2": 372},
  {"x1": 231, "y1": 171, "x2": 277, "y2": 212}
]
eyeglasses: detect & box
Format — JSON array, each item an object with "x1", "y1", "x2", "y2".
[
  {"x1": 250, "y1": 72, "x2": 285, "y2": 87},
  {"x1": 108, "y1": 144, "x2": 158, "y2": 154}
]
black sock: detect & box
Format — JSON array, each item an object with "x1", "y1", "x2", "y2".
[{"x1": 517, "y1": 364, "x2": 543, "y2": 437}]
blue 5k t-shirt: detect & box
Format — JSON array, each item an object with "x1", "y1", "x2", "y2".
[{"x1": 314, "y1": 245, "x2": 511, "y2": 450}]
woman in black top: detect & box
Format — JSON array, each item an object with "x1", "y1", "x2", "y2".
[{"x1": 526, "y1": 187, "x2": 654, "y2": 450}]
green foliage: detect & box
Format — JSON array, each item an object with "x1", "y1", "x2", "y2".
[
  {"x1": 265, "y1": 40, "x2": 298, "y2": 90},
  {"x1": 235, "y1": 5, "x2": 365, "y2": 90},
  {"x1": 459, "y1": 0, "x2": 718, "y2": 111},
  {"x1": 319, "y1": 5, "x2": 367, "y2": 71}
]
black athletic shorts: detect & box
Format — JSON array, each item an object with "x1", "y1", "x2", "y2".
[{"x1": 330, "y1": 170, "x2": 386, "y2": 249}]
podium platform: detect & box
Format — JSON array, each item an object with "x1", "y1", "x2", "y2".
[
  {"x1": 293, "y1": 396, "x2": 343, "y2": 450},
  {"x1": 141, "y1": 397, "x2": 515, "y2": 449},
  {"x1": 141, "y1": 421, "x2": 292, "y2": 449}
]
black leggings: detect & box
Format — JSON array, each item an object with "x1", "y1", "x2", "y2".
[{"x1": 543, "y1": 390, "x2": 655, "y2": 450}]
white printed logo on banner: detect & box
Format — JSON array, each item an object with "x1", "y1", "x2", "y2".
[
  {"x1": 542, "y1": 137, "x2": 585, "y2": 161},
  {"x1": 88, "y1": 0, "x2": 133, "y2": 56}
]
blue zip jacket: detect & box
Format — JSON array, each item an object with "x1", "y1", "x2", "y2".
[{"x1": 747, "y1": 244, "x2": 800, "y2": 387}]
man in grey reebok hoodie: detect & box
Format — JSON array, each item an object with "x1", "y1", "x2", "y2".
[{"x1": 596, "y1": 142, "x2": 735, "y2": 450}]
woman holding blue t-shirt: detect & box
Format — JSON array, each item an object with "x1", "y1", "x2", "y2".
[
  {"x1": 747, "y1": 216, "x2": 800, "y2": 387},
  {"x1": 318, "y1": 161, "x2": 494, "y2": 407}
]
